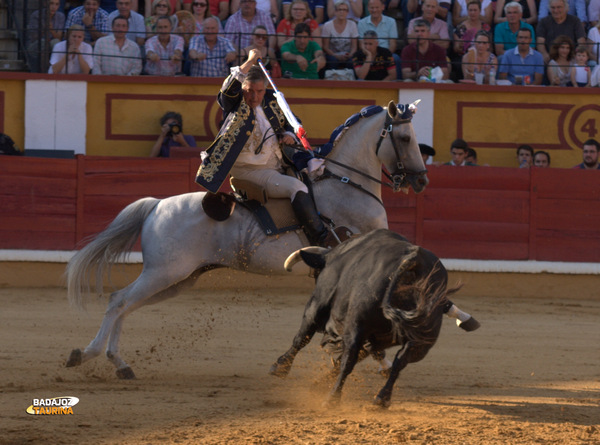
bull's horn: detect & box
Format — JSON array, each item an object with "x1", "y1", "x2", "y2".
[
  {"x1": 284, "y1": 246, "x2": 328, "y2": 272},
  {"x1": 408, "y1": 99, "x2": 421, "y2": 113}
]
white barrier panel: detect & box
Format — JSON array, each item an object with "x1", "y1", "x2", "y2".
[{"x1": 1, "y1": 250, "x2": 598, "y2": 274}]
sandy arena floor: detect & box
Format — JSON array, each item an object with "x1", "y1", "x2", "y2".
[{"x1": 1, "y1": 270, "x2": 599, "y2": 444}]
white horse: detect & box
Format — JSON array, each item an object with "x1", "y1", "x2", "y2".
[{"x1": 65, "y1": 101, "x2": 474, "y2": 379}]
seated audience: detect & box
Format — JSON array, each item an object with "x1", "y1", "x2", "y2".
[
  {"x1": 150, "y1": 111, "x2": 197, "y2": 157},
  {"x1": 571, "y1": 45, "x2": 592, "y2": 87},
  {"x1": 276, "y1": 0, "x2": 321, "y2": 50},
  {"x1": 494, "y1": 0, "x2": 537, "y2": 25},
  {"x1": 494, "y1": 2, "x2": 536, "y2": 57},
  {"x1": 231, "y1": 0, "x2": 279, "y2": 22},
  {"x1": 547, "y1": 35, "x2": 574, "y2": 86},
  {"x1": 352, "y1": 30, "x2": 396, "y2": 81},
  {"x1": 93, "y1": 15, "x2": 143, "y2": 74},
  {"x1": 498, "y1": 27, "x2": 544, "y2": 84},
  {"x1": 538, "y1": 0, "x2": 587, "y2": 27},
  {"x1": 536, "y1": 0, "x2": 586, "y2": 63},
  {"x1": 188, "y1": 0, "x2": 223, "y2": 33},
  {"x1": 65, "y1": 0, "x2": 109, "y2": 44},
  {"x1": 517, "y1": 144, "x2": 533, "y2": 167},
  {"x1": 225, "y1": 0, "x2": 277, "y2": 50},
  {"x1": 49, "y1": 25, "x2": 94, "y2": 74},
  {"x1": 453, "y1": 0, "x2": 490, "y2": 56},
  {"x1": 590, "y1": 0, "x2": 600, "y2": 28},
  {"x1": 321, "y1": 0, "x2": 358, "y2": 70},
  {"x1": 406, "y1": 0, "x2": 451, "y2": 23},
  {"x1": 401, "y1": 19, "x2": 449, "y2": 81},
  {"x1": 533, "y1": 150, "x2": 551, "y2": 167},
  {"x1": 588, "y1": 21, "x2": 600, "y2": 64},
  {"x1": 573, "y1": 139, "x2": 600, "y2": 169},
  {"x1": 238, "y1": 25, "x2": 281, "y2": 77},
  {"x1": 281, "y1": 22, "x2": 326, "y2": 79},
  {"x1": 444, "y1": 139, "x2": 477, "y2": 166},
  {"x1": 282, "y1": 0, "x2": 325, "y2": 24},
  {"x1": 452, "y1": 0, "x2": 493, "y2": 27},
  {"x1": 145, "y1": 0, "x2": 178, "y2": 39},
  {"x1": 108, "y1": 0, "x2": 146, "y2": 46},
  {"x1": 461, "y1": 30, "x2": 498, "y2": 83},
  {"x1": 358, "y1": 0, "x2": 398, "y2": 55},
  {"x1": 195, "y1": 0, "x2": 230, "y2": 21},
  {"x1": 27, "y1": 0, "x2": 65, "y2": 72},
  {"x1": 189, "y1": 17, "x2": 236, "y2": 77},
  {"x1": 407, "y1": 0, "x2": 450, "y2": 51},
  {"x1": 144, "y1": 16, "x2": 185, "y2": 75},
  {"x1": 465, "y1": 147, "x2": 478, "y2": 165}
]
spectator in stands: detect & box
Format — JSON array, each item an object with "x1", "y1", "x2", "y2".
[
  {"x1": 93, "y1": 15, "x2": 143, "y2": 74},
  {"x1": 144, "y1": 16, "x2": 185, "y2": 75},
  {"x1": 405, "y1": 0, "x2": 451, "y2": 23},
  {"x1": 283, "y1": 0, "x2": 325, "y2": 25},
  {"x1": 238, "y1": 26, "x2": 281, "y2": 76},
  {"x1": 407, "y1": 0, "x2": 450, "y2": 50},
  {"x1": 533, "y1": 150, "x2": 551, "y2": 167},
  {"x1": 517, "y1": 144, "x2": 534, "y2": 167},
  {"x1": 358, "y1": 0, "x2": 398, "y2": 55},
  {"x1": 231, "y1": 0, "x2": 279, "y2": 23},
  {"x1": 188, "y1": 17, "x2": 236, "y2": 77},
  {"x1": 453, "y1": 0, "x2": 491, "y2": 55},
  {"x1": 494, "y1": 2, "x2": 536, "y2": 57},
  {"x1": 401, "y1": 19, "x2": 449, "y2": 81},
  {"x1": 188, "y1": 0, "x2": 223, "y2": 33},
  {"x1": 189, "y1": 0, "x2": 229, "y2": 22},
  {"x1": 276, "y1": 0, "x2": 321, "y2": 51},
  {"x1": 321, "y1": 0, "x2": 358, "y2": 70},
  {"x1": 494, "y1": 0, "x2": 537, "y2": 25},
  {"x1": 465, "y1": 147, "x2": 478, "y2": 165},
  {"x1": 536, "y1": 0, "x2": 586, "y2": 63},
  {"x1": 419, "y1": 143, "x2": 437, "y2": 164},
  {"x1": 538, "y1": 0, "x2": 587, "y2": 28},
  {"x1": 225, "y1": 0, "x2": 277, "y2": 50},
  {"x1": 65, "y1": 0, "x2": 109, "y2": 44},
  {"x1": 592, "y1": 64, "x2": 600, "y2": 86},
  {"x1": 498, "y1": 27, "x2": 544, "y2": 84},
  {"x1": 281, "y1": 22, "x2": 326, "y2": 79},
  {"x1": 352, "y1": 30, "x2": 396, "y2": 80},
  {"x1": 573, "y1": 139, "x2": 600, "y2": 169},
  {"x1": 588, "y1": 20, "x2": 600, "y2": 64},
  {"x1": 571, "y1": 45, "x2": 592, "y2": 87},
  {"x1": 452, "y1": 0, "x2": 493, "y2": 27},
  {"x1": 590, "y1": 0, "x2": 600, "y2": 28},
  {"x1": 145, "y1": 0, "x2": 178, "y2": 39},
  {"x1": 444, "y1": 139, "x2": 477, "y2": 166},
  {"x1": 49, "y1": 24, "x2": 94, "y2": 74},
  {"x1": 326, "y1": 0, "x2": 363, "y2": 24},
  {"x1": 150, "y1": 111, "x2": 197, "y2": 157},
  {"x1": 462, "y1": 30, "x2": 498, "y2": 83},
  {"x1": 108, "y1": 0, "x2": 146, "y2": 46},
  {"x1": 547, "y1": 35, "x2": 574, "y2": 86},
  {"x1": 27, "y1": 0, "x2": 66, "y2": 72}
]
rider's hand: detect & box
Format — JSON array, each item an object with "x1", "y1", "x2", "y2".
[
  {"x1": 248, "y1": 48, "x2": 261, "y2": 64},
  {"x1": 307, "y1": 158, "x2": 325, "y2": 180}
]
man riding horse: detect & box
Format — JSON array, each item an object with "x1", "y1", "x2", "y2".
[{"x1": 196, "y1": 49, "x2": 343, "y2": 247}]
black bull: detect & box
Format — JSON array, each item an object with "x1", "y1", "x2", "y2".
[{"x1": 270, "y1": 229, "x2": 465, "y2": 407}]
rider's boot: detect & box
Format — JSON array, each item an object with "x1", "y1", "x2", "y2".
[{"x1": 292, "y1": 191, "x2": 341, "y2": 248}]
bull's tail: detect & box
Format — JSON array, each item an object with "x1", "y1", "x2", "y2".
[
  {"x1": 381, "y1": 247, "x2": 461, "y2": 345},
  {"x1": 66, "y1": 197, "x2": 160, "y2": 310}
]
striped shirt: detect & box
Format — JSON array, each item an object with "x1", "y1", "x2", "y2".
[
  {"x1": 144, "y1": 34, "x2": 184, "y2": 76},
  {"x1": 189, "y1": 35, "x2": 235, "y2": 77},
  {"x1": 92, "y1": 35, "x2": 142, "y2": 75},
  {"x1": 223, "y1": 9, "x2": 275, "y2": 49}
]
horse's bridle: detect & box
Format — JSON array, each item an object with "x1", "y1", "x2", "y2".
[{"x1": 313, "y1": 105, "x2": 428, "y2": 202}]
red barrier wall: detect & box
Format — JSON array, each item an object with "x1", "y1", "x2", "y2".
[{"x1": 1, "y1": 156, "x2": 599, "y2": 262}]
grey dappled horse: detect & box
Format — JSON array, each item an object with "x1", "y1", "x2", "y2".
[{"x1": 66, "y1": 101, "x2": 434, "y2": 379}]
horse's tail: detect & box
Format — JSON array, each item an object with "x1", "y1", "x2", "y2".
[
  {"x1": 66, "y1": 197, "x2": 160, "y2": 310},
  {"x1": 381, "y1": 249, "x2": 462, "y2": 346}
]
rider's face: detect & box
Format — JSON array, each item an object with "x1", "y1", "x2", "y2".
[{"x1": 242, "y1": 80, "x2": 266, "y2": 108}]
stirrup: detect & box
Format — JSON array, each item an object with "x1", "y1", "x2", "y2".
[{"x1": 320, "y1": 226, "x2": 353, "y2": 248}]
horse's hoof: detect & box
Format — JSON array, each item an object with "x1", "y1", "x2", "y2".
[
  {"x1": 66, "y1": 349, "x2": 82, "y2": 367},
  {"x1": 373, "y1": 395, "x2": 391, "y2": 409},
  {"x1": 269, "y1": 363, "x2": 290, "y2": 378},
  {"x1": 458, "y1": 317, "x2": 481, "y2": 332},
  {"x1": 115, "y1": 366, "x2": 136, "y2": 380}
]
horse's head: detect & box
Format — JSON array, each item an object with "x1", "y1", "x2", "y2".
[{"x1": 382, "y1": 101, "x2": 429, "y2": 194}]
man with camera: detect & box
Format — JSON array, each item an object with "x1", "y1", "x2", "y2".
[{"x1": 150, "y1": 111, "x2": 197, "y2": 157}]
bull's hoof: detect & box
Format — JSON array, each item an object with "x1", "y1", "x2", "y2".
[
  {"x1": 115, "y1": 366, "x2": 136, "y2": 380},
  {"x1": 373, "y1": 395, "x2": 391, "y2": 409},
  {"x1": 458, "y1": 317, "x2": 481, "y2": 332},
  {"x1": 66, "y1": 349, "x2": 82, "y2": 368},
  {"x1": 269, "y1": 362, "x2": 290, "y2": 378}
]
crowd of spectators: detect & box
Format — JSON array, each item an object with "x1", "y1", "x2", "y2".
[{"x1": 27, "y1": 0, "x2": 600, "y2": 85}]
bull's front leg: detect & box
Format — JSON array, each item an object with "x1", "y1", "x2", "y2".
[{"x1": 325, "y1": 331, "x2": 363, "y2": 406}]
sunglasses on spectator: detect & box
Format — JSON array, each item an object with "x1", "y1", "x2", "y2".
[{"x1": 193, "y1": 2, "x2": 207, "y2": 5}]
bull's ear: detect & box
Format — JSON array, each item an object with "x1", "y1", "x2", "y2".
[{"x1": 299, "y1": 249, "x2": 327, "y2": 270}]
